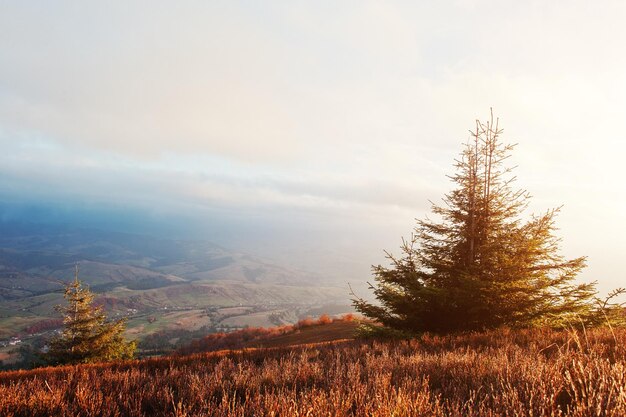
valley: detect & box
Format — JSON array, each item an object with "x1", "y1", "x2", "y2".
[{"x1": 0, "y1": 222, "x2": 353, "y2": 366}]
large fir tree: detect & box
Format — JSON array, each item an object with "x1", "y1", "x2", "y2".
[
  {"x1": 47, "y1": 268, "x2": 136, "y2": 365},
  {"x1": 353, "y1": 112, "x2": 599, "y2": 333}
]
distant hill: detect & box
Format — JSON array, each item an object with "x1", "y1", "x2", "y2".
[
  {"x1": 0, "y1": 222, "x2": 327, "y2": 286},
  {"x1": 0, "y1": 222, "x2": 353, "y2": 344}
]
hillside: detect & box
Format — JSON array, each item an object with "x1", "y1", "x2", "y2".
[
  {"x1": 178, "y1": 315, "x2": 359, "y2": 354},
  {"x1": 249, "y1": 319, "x2": 357, "y2": 348},
  {"x1": 0, "y1": 222, "x2": 352, "y2": 349},
  {"x1": 1, "y1": 327, "x2": 625, "y2": 416}
]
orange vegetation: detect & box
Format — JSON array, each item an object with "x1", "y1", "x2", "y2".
[
  {"x1": 23, "y1": 319, "x2": 64, "y2": 335},
  {"x1": 179, "y1": 314, "x2": 357, "y2": 354},
  {"x1": 1, "y1": 327, "x2": 625, "y2": 416}
]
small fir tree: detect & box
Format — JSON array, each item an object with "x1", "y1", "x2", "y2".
[
  {"x1": 353, "y1": 112, "x2": 603, "y2": 333},
  {"x1": 47, "y1": 268, "x2": 136, "y2": 365}
]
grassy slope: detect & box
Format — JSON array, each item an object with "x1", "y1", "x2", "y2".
[
  {"x1": 1, "y1": 327, "x2": 625, "y2": 416},
  {"x1": 178, "y1": 316, "x2": 359, "y2": 354},
  {"x1": 248, "y1": 320, "x2": 358, "y2": 348}
]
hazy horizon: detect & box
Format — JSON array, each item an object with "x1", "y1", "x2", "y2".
[{"x1": 2, "y1": 1, "x2": 625, "y2": 295}]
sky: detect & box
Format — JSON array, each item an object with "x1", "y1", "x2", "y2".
[{"x1": 0, "y1": 1, "x2": 625, "y2": 294}]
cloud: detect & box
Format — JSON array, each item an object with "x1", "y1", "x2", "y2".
[
  {"x1": 0, "y1": 2, "x2": 304, "y2": 161},
  {"x1": 0, "y1": 136, "x2": 436, "y2": 219},
  {"x1": 1, "y1": 1, "x2": 626, "y2": 292}
]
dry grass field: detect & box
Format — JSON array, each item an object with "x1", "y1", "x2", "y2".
[{"x1": 1, "y1": 326, "x2": 625, "y2": 416}]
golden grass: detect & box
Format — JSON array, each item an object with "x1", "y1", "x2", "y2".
[{"x1": 0, "y1": 327, "x2": 624, "y2": 416}]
